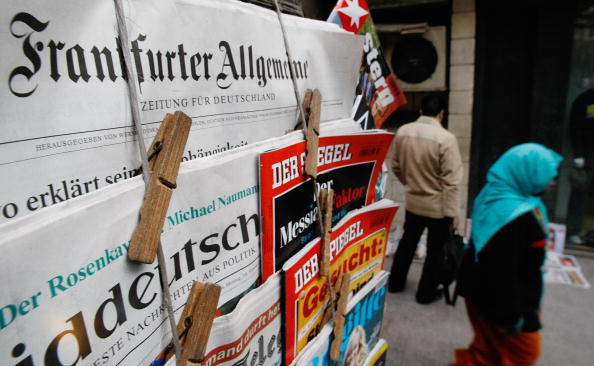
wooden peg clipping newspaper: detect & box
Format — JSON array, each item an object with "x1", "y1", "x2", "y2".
[
  {"x1": 295, "y1": 89, "x2": 321, "y2": 178},
  {"x1": 128, "y1": 111, "x2": 192, "y2": 263},
  {"x1": 320, "y1": 188, "x2": 334, "y2": 278},
  {"x1": 176, "y1": 282, "x2": 221, "y2": 365},
  {"x1": 330, "y1": 272, "x2": 351, "y2": 361},
  {"x1": 294, "y1": 89, "x2": 313, "y2": 131}
]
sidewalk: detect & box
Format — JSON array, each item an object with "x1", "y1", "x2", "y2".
[{"x1": 383, "y1": 255, "x2": 594, "y2": 365}]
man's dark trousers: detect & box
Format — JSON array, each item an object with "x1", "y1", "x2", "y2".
[{"x1": 389, "y1": 210, "x2": 452, "y2": 302}]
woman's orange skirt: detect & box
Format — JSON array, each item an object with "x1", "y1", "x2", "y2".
[{"x1": 454, "y1": 301, "x2": 540, "y2": 366}]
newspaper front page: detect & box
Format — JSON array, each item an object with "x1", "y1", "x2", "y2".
[{"x1": 0, "y1": 0, "x2": 362, "y2": 223}]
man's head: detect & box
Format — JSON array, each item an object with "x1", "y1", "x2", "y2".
[{"x1": 420, "y1": 94, "x2": 445, "y2": 121}]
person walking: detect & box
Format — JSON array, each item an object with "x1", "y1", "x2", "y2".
[
  {"x1": 388, "y1": 94, "x2": 463, "y2": 304},
  {"x1": 454, "y1": 143, "x2": 562, "y2": 366}
]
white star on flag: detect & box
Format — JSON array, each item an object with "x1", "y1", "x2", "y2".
[{"x1": 338, "y1": 0, "x2": 369, "y2": 29}]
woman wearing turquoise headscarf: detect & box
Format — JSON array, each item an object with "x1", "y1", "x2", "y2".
[{"x1": 454, "y1": 143, "x2": 562, "y2": 366}]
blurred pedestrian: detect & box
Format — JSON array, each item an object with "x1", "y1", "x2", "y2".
[
  {"x1": 454, "y1": 143, "x2": 562, "y2": 366},
  {"x1": 566, "y1": 88, "x2": 594, "y2": 245},
  {"x1": 388, "y1": 94, "x2": 463, "y2": 304}
]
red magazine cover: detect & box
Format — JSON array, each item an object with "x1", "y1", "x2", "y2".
[
  {"x1": 282, "y1": 201, "x2": 398, "y2": 365},
  {"x1": 259, "y1": 132, "x2": 394, "y2": 281}
]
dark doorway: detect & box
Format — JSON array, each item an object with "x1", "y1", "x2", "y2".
[{"x1": 470, "y1": 1, "x2": 577, "y2": 216}]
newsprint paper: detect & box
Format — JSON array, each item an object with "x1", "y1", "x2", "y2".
[
  {"x1": 162, "y1": 274, "x2": 282, "y2": 366},
  {"x1": 0, "y1": 121, "x2": 359, "y2": 366},
  {"x1": 0, "y1": 0, "x2": 362, "y2": 223}
]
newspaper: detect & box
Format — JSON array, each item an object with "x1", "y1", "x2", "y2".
[
  {"x1": 544, "y1": 251, "x2": 590, "y2": 289},
  {"x1": 282, "y1": 200, "x2": 398, "y2": 365},
  {"x1": 202, "y1": 273, "x2": 282, "y2": 366},
  {"x1": 0, "y1": 0, "x2": 363, "y2": 223},
  {"x1": 161, "y1": 273, "x2": 282, "y2": 366},
  {"x1": 0, "y1": 120, "x2": 359, "y2": 365},
  {"x1": 564, "y1": 268, "x2": 590, "y2": 288},
  {"x1": 260, "y1": 131, "x2": 394, "y2": 279}
]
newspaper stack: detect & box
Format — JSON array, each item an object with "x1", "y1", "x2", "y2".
[
  {"x1": 0, "y1": 120, "x2": 361, "y2": 365},
  {"x1": 0, "y1": 1, "x2": 406, "y2": 365}
]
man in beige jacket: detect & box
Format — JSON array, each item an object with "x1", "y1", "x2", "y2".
[{"x1": 388, "y1": 94, "x2": 463, "y2": 304}]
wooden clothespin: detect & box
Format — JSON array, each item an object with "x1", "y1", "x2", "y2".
[
  {"x1": 304, "y1": 89, "x2": 321, "y2": 178},
  {"x1": 330, "y1": 272, "x2": 351, "y2": 361},
  {"x1": 319, "y1": 188, "x2": 334, "y2": 278},
  {"x1": 294, "y1": 89, "x2": 313, "y2": 131},
  {"x1": 294, "y1": 89, "x2": 321, "y2": 177},
  {"x1": 176, "y1": 282, "x2": 221, "y2": 365},
  {"x1": 128, "y1": 111, "x2": 192, "y2": 263}
]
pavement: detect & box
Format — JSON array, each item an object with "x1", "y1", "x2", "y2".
[{"x1": 382, "y1": 254, "x2": 594, "y2": 365}]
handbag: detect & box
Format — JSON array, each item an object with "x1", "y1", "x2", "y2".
[{"x1": 440, "y1": 227, "x2": 465, "y2": 305}]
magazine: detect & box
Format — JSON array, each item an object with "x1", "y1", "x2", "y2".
[
  {"x1": 290, "y1": 323, "x2": 333, "y2": 366},
  {"x1": 291, "y1": 274, "x2": 388, "y2": 366},
  {"x1": 282, "y1": 200, "x2": 398, "y2": 365},
  {"x1": 260, "y1": 132, "x2": 394, "y2": 279},
  {"x1": 327, "y1": 0, "x2": 406, "y2": 129},
  {"x1": 363, "y1": 339, "x2": 388, "y2": 366},
  {"x1": 336, "y1": 271, "x2": 389, "y2": 366}
]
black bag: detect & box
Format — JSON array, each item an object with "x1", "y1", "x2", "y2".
[{"x1": 440, "y1": 227, "x2": 465, "y2": 305}]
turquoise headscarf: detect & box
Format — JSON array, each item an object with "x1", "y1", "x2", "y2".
[{"x1": 471, "y1": 143, "x2": 563, "y2": 255}]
